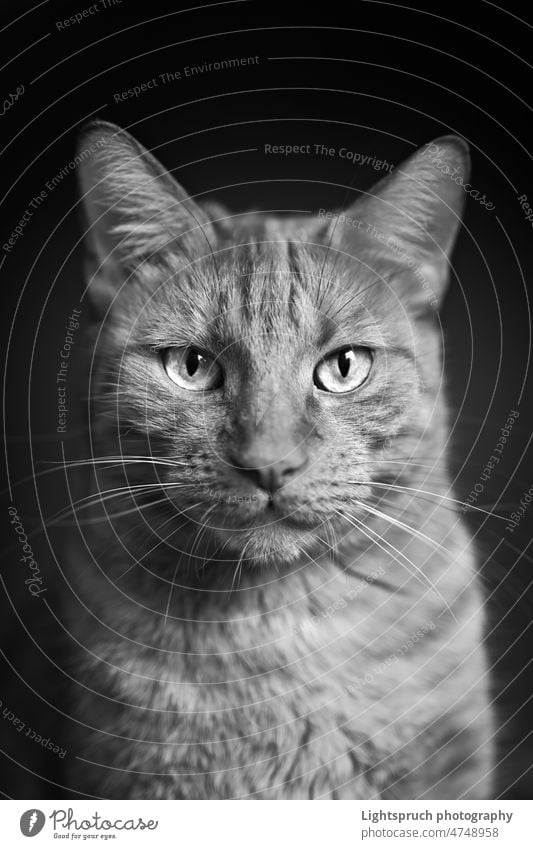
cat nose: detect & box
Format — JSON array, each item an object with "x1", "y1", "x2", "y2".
[{"x1": 230, "y1": 445, "x2": 309, "y2": 494}]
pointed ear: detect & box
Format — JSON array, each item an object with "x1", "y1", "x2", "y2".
[
  {"x1": 77, "y1": 120, "x2": 215, "y2": 312},
  {"x1": 337, "y1": 136, "x2": 470, "y2": 309}
]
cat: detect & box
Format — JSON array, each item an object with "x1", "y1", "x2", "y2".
[{"x1": 64, "y1": 120, "x2": 494, "y2": 799}]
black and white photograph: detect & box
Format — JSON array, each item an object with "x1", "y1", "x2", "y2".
[{"x1": 0, "y1": 0, "x2": 532, "y2": 844}]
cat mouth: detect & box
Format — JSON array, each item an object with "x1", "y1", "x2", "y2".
[
  {"x1": 180, "y1": 494, "x2": 332, "y2": 563},
  {"x1": 216, "y1": 502, "x2": 326, "y2": 536},
  {"x1": 176, "y1": 490, "x2": 328, "y2": 551},
  {"x1": 219, "y1": 495, "x2": 322, "y2": 529}
]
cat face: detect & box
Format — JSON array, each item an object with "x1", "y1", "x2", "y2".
[{"x1": 78, "y1": 123, "x2": 469, "y2": 563}]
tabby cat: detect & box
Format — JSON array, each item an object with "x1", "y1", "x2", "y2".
[{"x1": 65, "y1": 121, "x2": 493, "y2": 799}]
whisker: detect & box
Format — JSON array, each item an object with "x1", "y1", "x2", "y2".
[
  {"x1": 163, "y1": 563, "x2": 180, "y2": 632},
  {"x1": 3, "y1": 455, "x2": 188, "y2": 496},
  {"x1": 231, "y1": 537, "x2": 253, "y2": 591},
  {"x1": 114, "y1": 500, "x2": 209, "y2": 581},
  {"x1": 353, "y1": 499, "x2": 454, "y2": 557},
  {"x1": 348, "y1": 480, "x2": 509, "y2": 520},
  {"x1": 68, "y1": 495, "x2": 183, "y2": 526},
  {"x1": 336, "y1": 507, "x2": 458, "y2": 622},
  {"x1": 42, "y1": 455, "x2": 187, "y2": 470},
  {"x1": 187, "y1": 502, "x2": 219, "y2": 570},
  {"x1": 48, "y1": 482, "x2": 190, "y2": 524}
]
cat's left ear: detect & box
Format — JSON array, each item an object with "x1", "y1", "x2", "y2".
[
  {"x1": 76, "y1": 120, "x2": 215, "y2": 313},
  {"x1": 340, "y1": 136, "x2": 470, "y2": 308}
]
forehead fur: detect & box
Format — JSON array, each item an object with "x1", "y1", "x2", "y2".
[{"x1": 115, "y1": 212, "x2": 410, "y2": 359}]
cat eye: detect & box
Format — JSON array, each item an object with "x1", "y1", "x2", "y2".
[
  {"x1": 314, "y1": 346, "x2": 373, "y2": 393},
  {"x1": 162, "y1": 347, "x2": 223, "y2": 391}
]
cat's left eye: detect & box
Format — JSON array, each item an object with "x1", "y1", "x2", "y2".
[
  {"x1": 162, "y1": 347, "x2": 223, "y2": 391},
  {"x1": 314, "y1": 346, "x2": 373, "y2": 393}
]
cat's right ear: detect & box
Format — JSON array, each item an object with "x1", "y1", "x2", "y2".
[{"x1": 77, "y1": 120, "x2": 215, "y2": 314}]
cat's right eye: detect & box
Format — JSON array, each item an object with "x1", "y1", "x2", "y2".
[{"x1": 162, "y1": 347, "x2": 223, "y2": 391}]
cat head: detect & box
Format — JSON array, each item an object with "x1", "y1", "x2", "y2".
[{"x1": 77, "y1": 121, "x2": 469, "y2": 564}]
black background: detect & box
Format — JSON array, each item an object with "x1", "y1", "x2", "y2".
[{"x1": 0, "y1": 0, "x2": 531, "y2": 798}]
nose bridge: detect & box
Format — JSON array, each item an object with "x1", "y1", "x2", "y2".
[
  {"x1": 228, "y1": 367, "x2": 314, "y2": 494},
  {"x1": 237, "y1": 372, "x2": 307, "y2": 456},
  {"x1": 256, "y1": 383, "x2": 290, "y2": 440},
  {"x1": 225, "y1": 349, "x2": 312, "y2": 496}
]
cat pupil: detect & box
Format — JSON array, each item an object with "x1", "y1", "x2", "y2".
[
  {"x1": 186, "y1": 349, "x2": 200, "y2": 376},
  {"x1": 338, "y1": 351, "x2": 351, "y2": 378}
]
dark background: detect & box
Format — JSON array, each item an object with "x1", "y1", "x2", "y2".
[{"x1": 0, "y1": 0, "x2": 531, "y2": 798}]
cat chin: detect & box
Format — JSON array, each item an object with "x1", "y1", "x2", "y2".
[{"x1": 213, "y1": 524, "x2": 313, "y2": 566}]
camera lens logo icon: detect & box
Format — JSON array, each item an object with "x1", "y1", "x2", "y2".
[{"x1": 20, "y1": 810, "x2": 46, "y2": 837}]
